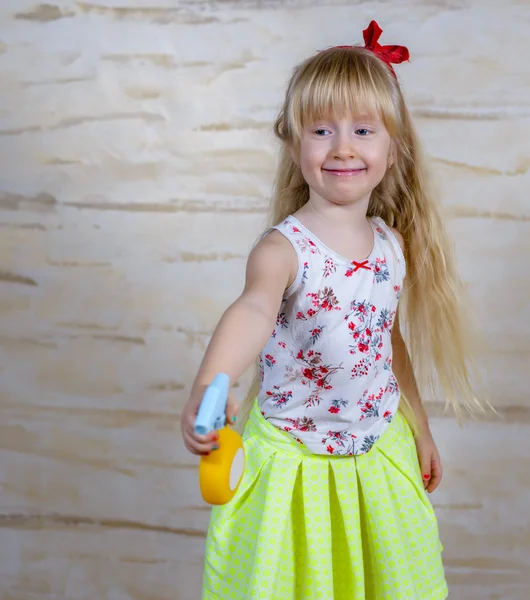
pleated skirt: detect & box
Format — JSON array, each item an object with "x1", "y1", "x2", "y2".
[{"x1": 202, "y1": 401, "x2": 448, "y2": 599}]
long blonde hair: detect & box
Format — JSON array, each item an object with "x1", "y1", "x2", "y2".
[{"x1": 237, "y1": 46, "x2": 484, "y2": 433}]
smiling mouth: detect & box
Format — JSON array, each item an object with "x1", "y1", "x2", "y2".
[{"x1": 322, "y1": 168, "x2": 366, "y2": 176}]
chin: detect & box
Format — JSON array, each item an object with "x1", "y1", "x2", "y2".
[{"x1": 327, "y1": 196, "x2": 362, "y2": 207}]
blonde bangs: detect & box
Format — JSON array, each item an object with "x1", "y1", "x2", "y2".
[{"x1": 285, "y1": 48, "x2": 399, "y2": 140}]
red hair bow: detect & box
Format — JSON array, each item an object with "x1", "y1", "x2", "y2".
[
  {"x1": 363, "y1": 21, "x2": 409, "y2": 76},
  {"x1": 335, "y1": 20, "x2": 410, "y2": 78}
]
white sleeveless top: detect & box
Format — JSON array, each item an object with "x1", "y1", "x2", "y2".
[{"x1": 257, "y1": 215, "x2": 406, "y2": 456}]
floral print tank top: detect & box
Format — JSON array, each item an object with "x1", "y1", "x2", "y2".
[{"x1": 257, "y1": 215, "x2": 406, "y2": 456}]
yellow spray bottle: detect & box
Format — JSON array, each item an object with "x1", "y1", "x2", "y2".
[{"x1": 194, "y1": 374, "x2": 245, "y2": 505}]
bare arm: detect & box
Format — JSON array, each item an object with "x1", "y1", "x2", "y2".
[
  {"x1": 390, "y1": 227, "x2": 442, "y2": 493},
  {"x1": 391, "y1": 306, "x2": 430, "y2": 436},
  {"x1": 181, "y1": 231, "x2": 298, "y2": 454},
  {"x1": 389, "y1": 227, "x2": 430, "y2": 435}
]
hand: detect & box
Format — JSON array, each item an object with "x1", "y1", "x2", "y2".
[
  {"x1": 180, "y1": 391, "x2": 240, "y2": 456},
  {"x1": 415, "y1": 430, "x2": 443, "y2": 494}
]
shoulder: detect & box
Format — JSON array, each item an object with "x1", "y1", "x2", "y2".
[
  {"x1": 252, "y1": 228, "x2": 297, "y2": 259},
  {"x1": 372, "y1": 217, "x2": 405, "y2": 252},
  {"x1": 245, "y1": 228, "x2": 298, "y2": 289}
]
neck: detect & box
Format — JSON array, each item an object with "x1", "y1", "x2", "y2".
[{"x1": 299, "y1": 194, "x2": 371, "y2": 231}]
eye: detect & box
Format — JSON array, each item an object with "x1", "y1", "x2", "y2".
[
  {"x1": 314, "y1": 128, "x2": 331, "y2": 136},
  {"x1": 355, "y1": 128, "x2": 372, "y2": 136}
]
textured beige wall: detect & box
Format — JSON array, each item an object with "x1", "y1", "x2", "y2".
[{"x1": 0, "y1": 1, "x2": 529, "y2": 599}]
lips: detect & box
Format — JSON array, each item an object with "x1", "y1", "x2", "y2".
[{"x1": 322, "y1": 168, "x2": 366, "y2": 176}]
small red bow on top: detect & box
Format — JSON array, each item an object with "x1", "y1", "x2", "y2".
[{"x1": 334, "y1": 20, "x2": 410, "y2": 78}]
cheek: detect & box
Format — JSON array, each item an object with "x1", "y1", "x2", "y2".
[
  {"x1": 368, "y1": 146, "x2": 391, "y2": 173},
  {"x1": 300, "y1": 147, "x2": 322, "y2": 173},
  {"x1": 303, "y1": 137, "x2": 329, "y2": 159}
]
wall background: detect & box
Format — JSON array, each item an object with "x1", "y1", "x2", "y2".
[{"x1": 0, "y1": 1, "x2": 529, "y2": 599}]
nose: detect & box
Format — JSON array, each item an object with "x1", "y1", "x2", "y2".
[{"x1": 332, "y1": 133, "x2": 356, "y2": 160}]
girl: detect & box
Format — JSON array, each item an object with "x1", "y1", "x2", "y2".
[{"x1": 181, "y1": 20, "x2": 481, "y2": 600}]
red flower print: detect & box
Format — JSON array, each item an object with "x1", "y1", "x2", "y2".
[
  {"x1": 298, "y1": 288, "x2": 340, "y2": 320},
  {"x1": 286, "y1": 416, "x2": 317, "y2": 432},
  {"x1": 322, "y1": 429, "x2": 356, "y2": 454},
  {"x1": 266, "y1": 386, "x2": 292, "y2": 409},
  {"x1": 323, "y1": 257, "x2": 337, "y2": 278},
  {"x1": 357, "y1": 388, "x2": 384, "y2": 420},
  {"x1": 264, "y1": 353, "x2": 276, "y2": 368},
  {"x1": 372, "y1": 257, "x2": 390, "y2": 283},
  {"x1": 329, "y1": 398, "x2": 349, "y2": 414},
  {"x1": 292, "y1": 226, "x2": 301, "y2": 233},
  {"x1": 296, "y1": 235, "x2": 321, "y2": 255},
  {"x1": 309, "y1": 326, "x2": 325, "y2": 344},
  {"x1": 281, "y1": 343, "x2": 343, "y2": 408},
  {"x1": 276, "y1": 312, "x2": 289, "y2": 328}
]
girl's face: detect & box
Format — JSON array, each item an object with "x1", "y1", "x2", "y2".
[{"x1": 295, "y1": 113, "x2": 393, "y2": 208}]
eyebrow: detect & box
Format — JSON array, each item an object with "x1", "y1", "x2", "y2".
[{"x1": 311, "y1": 113, "x2": 381, "y2": 124}]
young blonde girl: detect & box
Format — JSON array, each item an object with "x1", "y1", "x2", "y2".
[{"x1": 181, "y1": 20, "x2": 481, "y2": 599}]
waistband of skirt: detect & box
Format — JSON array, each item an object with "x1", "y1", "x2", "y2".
[
  {"x1": 244, "y1": 399, "x2": 316, "y2": 457},
  {"x1": 243, "y1": 398, "x2": 407, "y2": 458}
]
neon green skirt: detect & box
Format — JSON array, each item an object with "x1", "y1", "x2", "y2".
[{"x1": 202, "y1": 402, "x2": 448, "y2": 599}]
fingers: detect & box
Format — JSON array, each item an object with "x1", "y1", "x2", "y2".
[
  {"x1": 418, "y1": 453, "x2": 432, "y2": 491},
  {"x1": 419, "y1": 452, "x2": 443, "y2": 494},
  {"x1": 180, "y1": 392, "x2": 239, "y2": 456},
  {"x1": 225, "y1": 393, "x2": 240, "y2": 426},
  {"x1": 181, "y1": 412, "x2": 219, "y2": 456},
  {"x1": 426, "y1": 457, "x2": 443, "y2": 494},
  {"x1": 182, "y1": 427, "x2": 219, "y2": 456}
]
